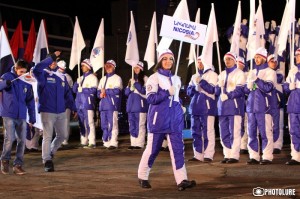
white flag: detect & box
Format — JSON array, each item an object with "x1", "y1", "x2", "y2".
[
  {"x1": 255, "y1": 0, "x2": 265, "y2": 47},
  {"x1": 230, "y1": 1, "x2": 241, "y2": 56},
  {"x1": 125, "y1": 11, "x2": 139, "y2": 67},
  {"x1": 32, "y1": 20, "x2": 49, "y2": 65},
  {"x1": 69, "y1": 16, "x2": 86, "y2": 71},
  {"x1": 277, "y1": 0, "x2": 295, "y2": 56},
  {"x1": 201, "y1": 3, "x2": 218, "y2": 70},
  {"x1": 18, "y1": 73, "x2": 43, "y2": 130},
  {"x1": 90, "y1": 18, "x2": 104, "y2": 73},
  {"x1": 0, "y1": 26, "x2": 15, "y2": 76},
  {"x1": 246, "y1": 0, "x2": 256, "y2": 61},
  {"x1": 144, "y1": 12, "x2": 158, "y2": 70},
  {"x1": 187, "y1": 8, "x2": 200, "y2": 66},
  {"x1": 157, "y1": 0, "x2": 190, "y2": 52}
]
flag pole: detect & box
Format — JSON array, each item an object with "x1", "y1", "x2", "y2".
[
  {"x1": 216, "y1": 41, "x2": 221, "y2": 74},
  {"x1": 291, "y1": 19, "x2": 295, "y2": 68},
  {"x1": 77, "y1": 53, "x2": 80, "y2": 79},
  {"x1": 192, "y1": 47, "x2": 197, "y2": 72},
  {"x1": 175, "y1": 41, "x2": 183, "y2": 76},
  {"x1": 132, "y1": 67, "x2": 134, "y2": 79}
]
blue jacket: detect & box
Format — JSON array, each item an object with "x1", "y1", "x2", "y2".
[
  {"x1": 125, "y1": 77, "x2": 148, "y2": 113},
  {"x1": 33, "y1": 57, "x2": 75, "y2": 114},
  {"x1": 0, "y1": 69, "x2": 36, "y2": 123},
  {"x1": 268, "y1": 71, "x2": 285, "y2": 114},
  {"x1": 146, "y1": 69, "x2": 184, "y2": 134},
  {"x1": 244, "y1": 63, "x2": 276, "y2": 113},
  {"x1": 73, "y1": 71, "x2": 98, "y2": 110},
  {"x1": 283, "y1": 65, "x2": 300, "y2": 113},
  {"x1": 216, "y1": 66, "x2": 246, "y2": 116},
  {"x1": 97, "y1": 73, "x2": 123, "y2": 112},
  {"x1": 187, "y1": 69, "x2": 218, "y2": 116}
]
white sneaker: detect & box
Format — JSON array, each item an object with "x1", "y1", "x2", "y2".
[{"x1": 62, "y1": 141, "x2": 68, "y2": 145}]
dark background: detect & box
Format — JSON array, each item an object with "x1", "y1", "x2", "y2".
[
  {"x1": 0, "y1": 0, "x2": 296, "y2": 135},
  {"x1": 1, "y1": 0, "x2": 297, "y2": 84}
]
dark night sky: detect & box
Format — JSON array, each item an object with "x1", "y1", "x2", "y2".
[
  {"x1": 1, "y1": 0, "x2": 299, "y2": 40},
  {"x1": 1, "y1": 0, "x2": 299, "y2": 83}
]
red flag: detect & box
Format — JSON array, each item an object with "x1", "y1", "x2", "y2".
[
  {"x1": 23, "y1": 19, "x2": 36, "y2": 63},
  {"x1": 9, "y1": 20, "x2": 24, "y2": 60}
]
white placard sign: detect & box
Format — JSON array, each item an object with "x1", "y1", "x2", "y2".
[{"x1": 160, "y1": 15, "x2": 207, "y2": 46}]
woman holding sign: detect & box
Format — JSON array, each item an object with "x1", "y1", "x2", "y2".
[{"x1": 137, "y1": 49, "x2": 196, "y2": 191}]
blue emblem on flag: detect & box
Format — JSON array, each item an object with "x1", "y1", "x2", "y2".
[{"x1": 92, "y1": 47, "x2": 103, "y2": 58}]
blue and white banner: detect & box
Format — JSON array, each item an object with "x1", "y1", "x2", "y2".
[{"x1": 160, "y1": 15, "x2": 207, "y2": 46}]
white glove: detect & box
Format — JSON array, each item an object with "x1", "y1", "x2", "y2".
[
  {"x1": 290, "y1": 66, "x2": 299, "y2": 74},
  {"x1": 78, "y1": 86, "x2": 82, "y2": 93},
  {"x1": 220, "y1": 94, "x2": 228, "y2": 102},
  {"x1": 247, "y1": 71, "x2": 257, "y2": 82},
  {"x1": 289, "y1": 82, "x2": 296, "y2": 90},
  {"x1": 195, "y1": 84, "x2": 202, "y2": 92},
  {"x1": 218, "y1": 79, "x2": 225, "y2": 87},
  {"x1": 195, "y1": 76, "x2": 201, "y2": 84},
  {"x1": 247, "y1": 81, "x2": 254, "y2": 90},
  {"x1": 192, "y1": 76, "x2": 200, "y2": 86},
  {"x1": 130, "y1": 85, "x2": 135, "y2": 91},
  {"x1": 168, "y1": 86, "x2": 175, "y2": 96},
  {"x1": 181, "y1": 106, "x2": 186, "y2": 113}
]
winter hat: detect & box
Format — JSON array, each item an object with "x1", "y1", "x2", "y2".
[
  {"x1": 236, "y1": 56, "x2": 245, "y2": 66},
  {"x1": 267, "y1": 54, "x2": 277, "y2": 62},
  {"x1": 158, "y1": 49, "x2": 174, "y2": 62},
  {"x1": 255, "y1": 47, "x2": 267, "y2": 60},
  {"x1": 105, "y1": 60, "x2": 116, "y2": 68},
  {"x1": 57, "y1": 60, "x2": 66, "y2": 70},
  {"x1": 295, "y1": 48, "x2": 300, "y2": 56},
  {"x1": 223, "y1": 52, "x2": 237, "y2": 63},
  {"x1": 135, "y1": 61, "x2": 144, "y2": 71},
  {"x1": 81, "y1": 59, "x2": 92, "y2": 70}
]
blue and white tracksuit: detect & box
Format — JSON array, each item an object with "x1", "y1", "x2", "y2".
[
  {"x1": 97, "y1": 72, "x2": 122, "y2": 148},
  {"x1": 33, "y1": 56, "x2": 76, "y2": 163},
  {"x1": 283, "y1": 65, "x2": 300, "y2": 162},
  {"x1": 73, "y1": 71, "x2": 98, "y2": 146},
  {"x1": 0, "y1": 68, "x2": 36, "y2": 166},
  {"x1": 244, "y1": 63, "x2": 276, "y2": 161},
  {"x1": 125, "y1": 75, "x2": 148, "y2": 148},
  {"x1": 269, "y1": 70, "x2": 285, "y2": 150},
  {"x1": 216, "y1": 66, "x2": 246, "y2": 160},
  {"x1": 187, "y1": 69, "x2": 218, "y2": 161},
  {"x1": 138, "y1": 68, "x2": 188, "y2": 185}
]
